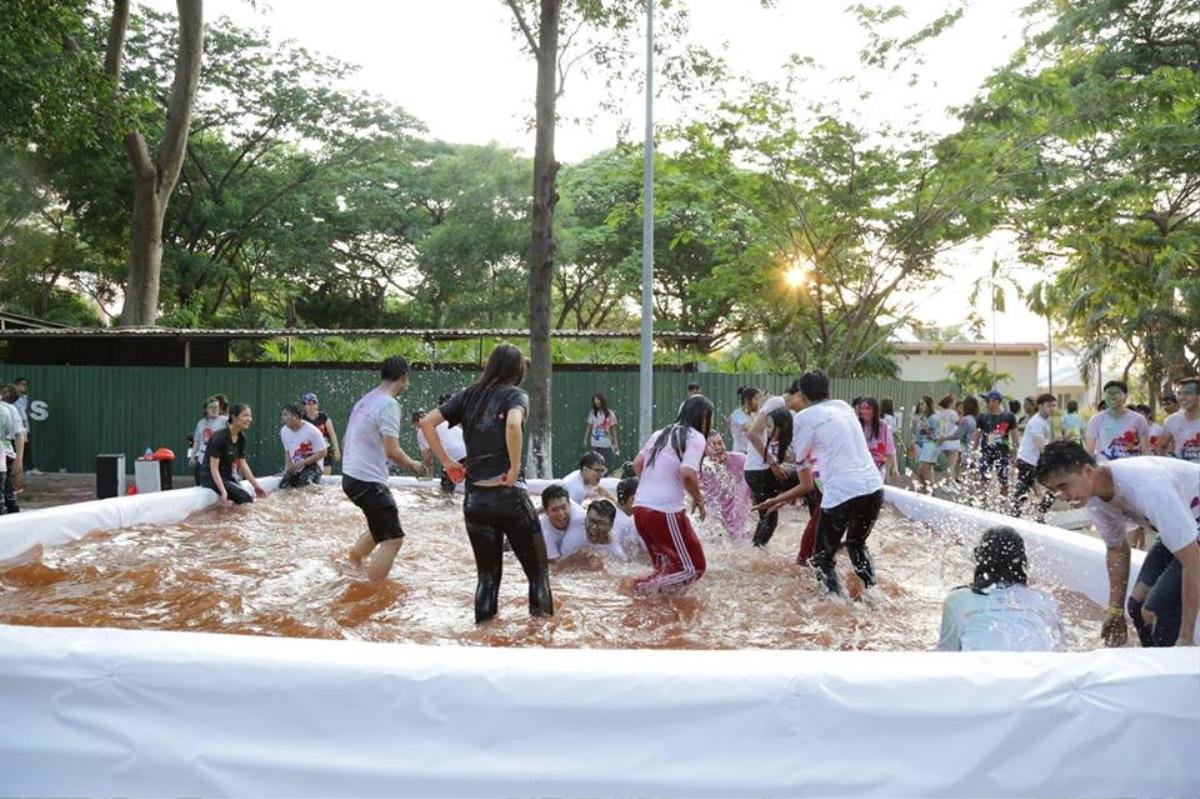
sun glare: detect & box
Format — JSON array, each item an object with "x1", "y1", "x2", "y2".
[{"x1": 785, "y1": 260, "x2": 811, "y2": 288}]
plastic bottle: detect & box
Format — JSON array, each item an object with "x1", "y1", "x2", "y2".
[{"x1": 143, "y1": 446, "x2": 153, "y2": 460}]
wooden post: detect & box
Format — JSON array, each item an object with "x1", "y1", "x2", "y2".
[{"x1": 184, "y1": 338, "x2": 191, "y2": 368}]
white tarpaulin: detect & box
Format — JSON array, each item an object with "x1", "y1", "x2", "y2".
[{"x1": 1, "y1": 484, "x2": 1197, "y2": 797}]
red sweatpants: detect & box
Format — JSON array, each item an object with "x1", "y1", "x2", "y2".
[
  {"x1": 632, "y1": 506, "x2": 707, "y2": 593},
  {"x1": 796, "y1": 489, "x2": 823, "y2": 566}
]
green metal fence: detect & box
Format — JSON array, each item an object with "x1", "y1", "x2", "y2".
[{"x1": 1, "y1": 364, "x2": 956, "y2": 479}]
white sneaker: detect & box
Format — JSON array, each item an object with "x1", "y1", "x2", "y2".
[{"x1": 28, "y1": 468, "x2": 43, "y2": 475}]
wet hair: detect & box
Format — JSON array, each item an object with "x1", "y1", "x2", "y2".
[
  {"x1": 579, "y1": 451, "x2": 606, "y2": 471},
  {"x1": 281, "y1": 403, "x2": 302, "y2": 418},
  {"x1": 938, "y1": 393, "x2": 955, "y2": 409},
  {"x1": 592, "y1": 392, "x2": 609, "y2": 415},
  {"x1": 1008, "y1": 399, "x2": 1021, "y2": 415},
  {"x1": 767, "y1": 406, "x2": 794, "y2": 454},
  {"x1": 969, "y1": 526, "x2": 1029, "y2": 594},
  {"x1": 541, "y1": 484, "x2": 569, "y2": 510},
  {"x1": 1066, "y1": 400, "x2": 1078, "y2": 413},
  {"x1": 1036, "y1": 393, "x2": 1056, "y2": 407},
  {"x1": 961, "y1": 395, "x2": 980, "y2": 418},
  {"x1": 858, "y1": 396, "x2": 881, "y2": 440},
  {"x1": 646, "y1": 395, "x2": 714, "y2": 469},
  {"x1": 616, "y1": 477, "x2": 638, "y2": 504},
  {"x1": 381, "y1": 356, "x2": 410, "y2": 381},
  {"x1": 797, "y1": 370, "x2": 830, "y2": 402},
  {"x1": 1033, "y1": 440, "x2": 1096, "y2": 483},
  {"x1": 881, "y1": 397, "x2": 895, "y2": 417},
  {"x1": 438, "y1": 392, "x2": 452, "y2": 405},
  {"x1": 587, "y1": 499, "x2": 616, "y2": 522},
  {"x1": 738, "y1": 386, "x2": 762, "y2": 407},
  {"x1": 213, "y1": 393, "x2": 229, "y2": 413},
  {"x1": 619, "y1": 460, "x2": 637, "y2": 479},
  {"x1": 686, "y1": 382, "x2": 701, "y2": 393},
  {"x1": 228, "y1": 402, "x2": 250, "y2": 420},
  {"x1": 1102, "y1": 380, "x2": 1128, "y2": 394},
  {"x1": 475, "y1": 344, "x2": 525, "y2": 390}
]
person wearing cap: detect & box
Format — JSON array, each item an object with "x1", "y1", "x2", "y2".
[
  {"x1": 278, "y1": 403, "x2": 327, "y2": 488},
  {"x1": 301, "y1": 392, "x2": 340, "y2": 474},
  {"x1": 973, "y1": 390, "x2": 1019, "y2": 495}
]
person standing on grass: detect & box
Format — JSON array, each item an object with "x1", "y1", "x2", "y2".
[
  {"x1": 583, "y1": 392, "x2": 620, "y2": 471},
  {"x1": 342, "y1": 357, "x2": 427, "y2": 582},
  {"x1": 420, "y1": 344, "x2": 553, "y2": 624},
  {"x1": 202, "y1": 403, "x2": 268, "y2": 506}
]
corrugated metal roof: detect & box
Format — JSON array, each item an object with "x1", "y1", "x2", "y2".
[{"x1": 0, "y1": 326, "x2": 714, "y2": 343}]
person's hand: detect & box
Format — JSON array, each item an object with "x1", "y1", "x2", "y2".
[
  {"x1": 253, "y1": 484, "x2": 268, "y2": 499},
  {"x1": 1128, "y1": 528, "x2": 1146, "y2": 550},
  {"x1": 751, "y1": 497, "x2": 781, "y2": 514},
  {"x1": 613, "y1": 447, "x2": 620, "y2": 456},
  {"x1": 1101, "y1": 614, "x2": 1128, "y2": 647},
  {"x1": 282, "y1": 462, "x2": 298, "y2": 476},
  {"x1": 219, "y1": 494, "x2": 233, "y2": 508},
  {"x1": 499, "y1": 466, "x2": 519, "y2": 486},
  {"x1": 409, "y1": 460, "x2": 427, "y2": 478},
  {"x1": 769, "y1": 462, "x2": 787, "y2": 481},
  {"x1": 333, "y1": 449, "x2": 341, "y2": 462},
  {"x1": 694, "y1": 500, "x2": 706, "y2": 521}
]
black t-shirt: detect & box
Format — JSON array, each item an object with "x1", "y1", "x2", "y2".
[
  {"x1": 305, "y1": 411, "x2": 330, "y2": 441},
  {"x1": 439, "y1": 385, "x2": 529, "y2": 485},
  {"x1": 206, "y1": 427, "x2": 246, "y2": 479},
  {"x1": 977, "y1": 412, "x2": 1018, "y2": 454}
]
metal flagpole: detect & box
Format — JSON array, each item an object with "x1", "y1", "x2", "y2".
[{"x1": 638, "y1": 0, "x2": 655, "y2": 447}]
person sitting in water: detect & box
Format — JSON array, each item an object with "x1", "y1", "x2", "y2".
[
  {"x1": 202, "y1": 403, "x2": 268, "y2": 506},
  {"x1": 538, "y1": 484, "x2": 625, "y2": 562},
  {"x1": 582, "y1": 499, "x2": 637, "y2": 562},
  {"x1": 698, "y1": 431, "x2": 754, "y2": 538},
  {"x1": 278, "y1": 403, "x2": 327, "y2": 488},
  {"x1": 1035, "y1": 440, "x2": 1199, "y2": 647},
  {"x1": 559, "y1": 450, "x2": 613, "y2": 504},
  {"x1": 937, "y1": 526, "x2": 1065, "y2": 652},
  {"x1": 630, "y1": 395, "x2": 712, "y2": 593}
]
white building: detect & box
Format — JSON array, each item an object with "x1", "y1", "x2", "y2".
[
  {"x1": 892, "y1": 341, "x2": 1044, "y2": 398},
  {"x1": 1039, "y1": 347, "x2": 1089, "y2": 408}
]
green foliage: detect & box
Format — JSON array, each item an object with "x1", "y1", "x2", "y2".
[{"x1": 944, "y1": 359, "x2": 1012, "y2": 397}]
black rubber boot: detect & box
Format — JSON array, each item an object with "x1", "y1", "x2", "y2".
[
  {"x1": 528, "y1": 570, "x2": 553, "y2": 617},
  {"x1": 846, "y1": 544, "x2": 876, "y2": 590}
]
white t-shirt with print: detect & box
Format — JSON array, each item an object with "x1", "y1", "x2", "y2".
[
  {"x1": 341, "y1": 388, "x2": 402, "y2": 484},
  {"x1": 587, "y1": 409, "x2": 617, "y2": 450},
  {"x1": 1017, "y1": 413, "x2": 1053, "y2": 466},
  {"x1": 416, "y1": 421, "x2": 467, "y2": 462},
  {"x1": 280, "y1": 420, "x2": 328, "y2": 469},
  {"x1": 540, "y1": 501, "x2": 619, "y2": 561},
  {"x1": 744, "y1": 395, "x2": 787, "y2": 471},
  {"x1": 1086, "y1": 409, "x2": 1149, "y2": 462},
  {"x1": 1086, "y1": 457, "x2": 1200, "y2": 553},
  {"x1": 791, "y1": 400, "x2": 883, "y2": 509},
  {"x1": 634, "y1": 427, "x2": 706, "y2": 514},
  {"x1": 1162, "y1": 411, "x2": 1200, "y2": 462},
  {"x1": 938, "y1": 584, "x2": 1065, "y2": 652}
]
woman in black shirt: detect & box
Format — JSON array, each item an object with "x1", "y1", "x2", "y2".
[
  {"x1": 203, "y1": 403, "x2": 267, "y2": 505},
  {"x1": 419, "y1": 344, "x2": 553, "y2": 623}
]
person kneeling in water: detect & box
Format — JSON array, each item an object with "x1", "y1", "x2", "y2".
[
  {"x1": 630, "y1": 396, "x2": 712, "y2": 593},
  {"x1": 420, "y1": 344, "x2": 553, "y2": 624},
  {"x1": 937, "y1": 526, "x2": 1064, "y2": 651},
  {"x1": 279, "y1": 404, "x2": 327, "y2": 488}
]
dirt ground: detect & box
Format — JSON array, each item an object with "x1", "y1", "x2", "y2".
[{"x1": 7, "y1": 471, "x2": 197, "y2": 511}]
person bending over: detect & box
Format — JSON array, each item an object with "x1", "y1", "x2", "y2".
[
  {"x1": 203, "y1": 403, "x2": 267, "y2": 506},
  {"x1": 937, "y1": 526, "x2": 1064, "y2": 651},
  {"x1": 630, "y1": 395, "x2": 712, "y2": 593},
  {"x1": 420, "y1": 344, "x2": 552, "y2": 623},
  {"x1": 1036, "y1": 440, "x2": 1199, "y2": 647},
  {"x1": 342, "y1": 357, "x2": 426, "y2": 582},
  {"x1": 279, "y1": 403, "x2": 327, "y2": 488}
]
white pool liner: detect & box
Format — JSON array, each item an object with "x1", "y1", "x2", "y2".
[{"x1": 0, "y1": 481, "x2": 1197, "y2": 797}]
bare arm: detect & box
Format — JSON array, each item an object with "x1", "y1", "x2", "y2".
[
  {"x1": 419, "y1": 410, "x2": 458, "y2": 471},
  {"x1": 680, "y1": 466, "x2": 705, "y2": 520},
  {"x1": 10, "y1": 431, "x2": 24, "y2": 491},
  {"x1": 746, "y1": 412, "x2": 771, "y2": 461},
  {"x1": 383, "y1": 434, "x2": 424, "y2": 476},
  {"x1": 237, "y1": 457, "x2": 266, "y2": 496},
  {"x1": 632, "y1": 452, "x2": 645, "y2": 476},
  {"x1": 1102, "y1": 542, "x2": 1131, "y2": 647},
  {"x1": 752, "y1": 467, "x2": 815, "y2": 511},
  {"x1": 1175, "y1": 542, "x2": 1198, "y2": 646},
  {"x1": 209, "y1": 454, "x2": 227, "y2": 500},
  {"x1": 325, "y1": 418, "x2": 340, "y2": 460},
  {"x1": 610, "y1": 415, "x2": 619, "y2": 454},
  {"x1": 499, "y1": 407, "x2": 525, "y2": 484}
]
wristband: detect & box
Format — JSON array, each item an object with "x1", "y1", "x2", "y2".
[{"x1": 1106, "y1": 605, "x2": 1124, "y2": 618}]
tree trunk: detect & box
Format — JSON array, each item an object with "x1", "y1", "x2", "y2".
[
  {"x1": 526, "y1": 0, "x2": 559, "y2": 478},
  {"x1": 117, "y1": 0, "x2": 204, "y2": 326}
]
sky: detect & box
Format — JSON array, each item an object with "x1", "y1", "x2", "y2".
[{"x1": 140, "y1": 0, "x2": 1050, "y2": 344}]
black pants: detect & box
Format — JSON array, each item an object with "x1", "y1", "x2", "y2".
[
  {"x1": 2, "y1": 456, "x2": 18, "y2": 513},
  {"x1": 1128, "y1": 542, "x2": 1184, "y2": 647},
  {"x1": 279, "y1": 463, "x2": 322, "y2": 489},
  {"x1": 812, "y1": 489, "x2": 884, "y2": 594},
  {"x1": 744, "y1": 467, "x2": 800, "y2": 547},
  {"x1": 199, "y1": 471, "x2": 254, "y2": 504},
  {"x1": 1012, "y1": 460, "x2": 1053, "y2": 520},
  {"x1": 463, "y1": 485, "x2": 553, "y2": 623}
]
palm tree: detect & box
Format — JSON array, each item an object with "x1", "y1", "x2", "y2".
[{"x1": 968, "y1": 256, "x2": 1025, "y2": 376}]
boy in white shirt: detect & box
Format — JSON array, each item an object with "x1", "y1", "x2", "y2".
[
  {"x1": 1158, "y1": 377, "x2": 1200, "y2": 462},
  {"x1": 559, "y1": 450, "x2": 613, "y2": 504},
  {"x1": 278, "y1": 404, "x2": 328, "y2": 488},
  {"x1": 1036, "y1": 440, "x2": 1199, "y2": 647},
  {"x1": 1013, "y1": 393, "x2": 1056, "y2": 520}
]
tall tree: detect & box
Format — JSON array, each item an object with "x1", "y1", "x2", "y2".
[{"x1": 105, "y1": 0, "x2": 203, "y2": 326}]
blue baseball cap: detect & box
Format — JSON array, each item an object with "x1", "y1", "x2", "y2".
[
  {"x1": 300, "y1": 392, "x2": 318, "y2": 403},
  {"x1": 982, "y1": 390, "x2": 1003, "y2": 401}
]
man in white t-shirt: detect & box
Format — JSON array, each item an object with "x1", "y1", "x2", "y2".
[
  {"x1": 1085, "y1": 380, "x2": 1149, "y2": 462},
  {"x1": 538, "y1": 484, "x2": 628, "y2": 562},
  {"x1": 413, "y1": 403, "x2": 468, "y2": 494},
  {"x1": 758, "y1": 371, "x2": 884, "y2": 596},
  {"x1": 1158, "y1": 377, "x2": 1200, "y2": 462},
  {"x1": 342, "y1": 356, "x2": 427, "y2": 582},
  {"x1": 559, "y1": 450, "x2": 613, "y2": 504},
  {"x1": 1036, "y1": 440, "x2": 1199, "y2": 647},
  {"x1": 278, "y1": 404, "x2": 328, "y2": 489},
  {"x1": 1013, "y1": 393, "x2": 1056, "y2": 520}
]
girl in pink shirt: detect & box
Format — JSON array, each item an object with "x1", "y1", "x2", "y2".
[{"x1": 698, "y1": 432, "x2": 753, "y2": 538}]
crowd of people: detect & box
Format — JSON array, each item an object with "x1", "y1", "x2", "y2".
[{"x1": 128, "y1": 355, "x2": 1200, "y2": 650}]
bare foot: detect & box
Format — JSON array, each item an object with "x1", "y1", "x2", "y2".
[{"x1": 346, "y1": 547, "x2": 364, "y2": 568}]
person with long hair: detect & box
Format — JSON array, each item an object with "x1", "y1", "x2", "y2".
[
  {"x1": 420, "y1": 344, "x2": 553, "y2": 623},
  {"x1": 630, "y1": 395, "x2": 713, "y2": 593},
  {"x1": 698, "y1": 431, "x2": 754, "y2": 538},
  {"x1": 935, "y1": 393, "x2": 961, "y2": 482},
  {"x1": 743, "y1": 382, "x2": 805, "y2": 547},
  {"x1": 729, "y1": 386, "x2": 762, "y2": 454},
  {"x1": 858, "y1": 396, "x2": 898, "y2": 481},
  {"x1": 342, "y1": 357, "x2": 426, "y2": 582},
  {"x1": 937, "y1": 527, "x2": 1064, "y2": 651},
  {"x1": 202, "y1": 403, "x2": 267, "y2": 506},
  {"x1": 190, "y1": 395, "x2": 227, "y2": 484},
  {"x1": 957, "y1": 395, "x2": 980, "y2": 478},
  {"x1": 912, "y1": 395, "x2": 939, "y2": 491},
  {"x1": 583, "y1": 391, "x2": 620, "y2": 470}
]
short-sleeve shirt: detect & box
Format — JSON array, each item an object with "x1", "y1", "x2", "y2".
[
  {"x1": 744, "y1": 395, "x2": 787, "y2": 471},
  {"x1": 206, "y1": 427, "x2": 246, "y2": 481},
  {"x1": 791, "y1": 400, "x2": 882, "y2": 509},
  {"x1": 864, "y1": 420, "x2": 895, "y2": 469},
  {"x1": 1086, "y1": 409, "x2": 1149, "y2": 462},
  {"x1": 957, "y1": 414, "x2": 978, "y2": 449},
  {"x1": 587, "y1": 409, "x2": 617, "y2": 449},
  {"x1": 559, "y1": 470, "x2": 589, "y2": 504},
  {"x1": 1061, "y1": 413, "x2": 1083, "y2": 441},
  {"x1": 341, "y1": 388, "x2": 402, "y2": 484},
  {"x1": 540, "y1": 501, "x2": 589, "y2": 560},
  {"x1": 439, "y1": 385, "x2": 529, "y2": 485},
  {"x1": 1086, "y1": 457, "x2": 1200, "y2": 553},
  {"x1": 1162, "y1": 411, "x2": 1200, "y2": 462},
  {"x1": 1016, "y1": 413, "x2": 1052, "y2": 466},
  {"x1": 304, "y1": 411, "x2": 332, "y2": 442},
  {"x1": 193, "y1": 415, "x2": 228, "y2": 464},
  {"x1": 280, "y1": 420, "x2": 328, "y2": 468},
  {"x1": 416, "y1": 421, "x2": 467, "y2": 462},
  {"x1": 634, "y1": 426, "x2": 706, "y2": 513},
  {"x1": 978, "y1": 412, "x2": 1018, "y2": 454},
  {"x1": 937, "y1": 584, "x2": 1065, "y2": 652}
]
